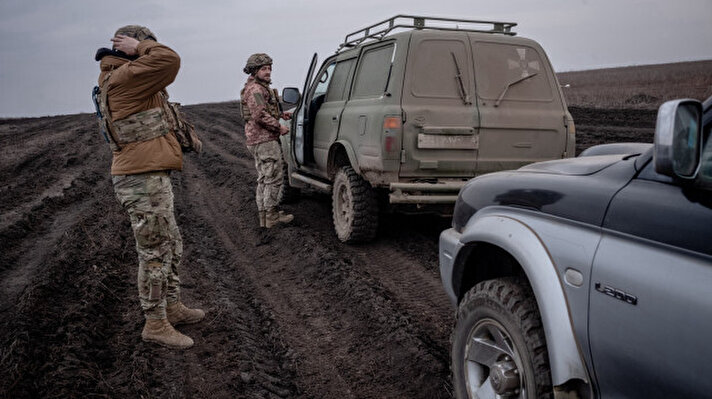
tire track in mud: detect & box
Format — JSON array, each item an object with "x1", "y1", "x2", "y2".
[
  {"x1": 186, "y1": 119, "x2": 453, "y2": 398},
  {"x1": 0, "y1": 126, "x2": 100, "y2": 214},
  {"x1": 0, "y1": 193, "x2": 95, "y2": 309},
  {"x1": 201, "y1": 117, "x2": 455, "y2": 393},
  {"x1": 0, "y1": 114, "x2": 96, "y2": 169},
  {"x1": 0, "y1": 120, "x2": 107, "y2": 279},
  {"x1": 252, "y1": 223, "x2": 453, "y2": 399},
  {"x1": 168, "y1": 161, "x2": 300, "y2": 398},
  {"x1": 0, "y1": 169, "x2": 135, "y2": 397},
  {"x1": 350, "y1": 243, "x2": 454, "y2": 347},
  {"x1": 0, "y1": 167, "x2": 106, "y2": 273},
  {"x1": 200, "y1": 136, "x2": 254, "y2": 171},
  {"x1": 0, "y1": 168, "x2": 83, "y2": 229}
]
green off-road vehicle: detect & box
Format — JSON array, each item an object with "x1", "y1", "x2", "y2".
[{"x1": 280, "y1": 15, "x2": 575, "y2": 243}]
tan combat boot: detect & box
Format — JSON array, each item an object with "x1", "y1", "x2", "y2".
[
  {"x1": 259, "y1": 210, "x2": 266, "y2": 228},
  {"x1": 141, "y1": 318, "x2": 194, "y2": 349},
  {"x1": 166, "y1": 301, "x2": 206, "y2": 326},
  {"x1": 265, "y1": 209, "x2": 294, "y2": 228}
]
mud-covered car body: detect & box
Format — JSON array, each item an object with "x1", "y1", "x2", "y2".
[
  {"x1": 280, "y1": 15, "x2": 574, "y2": 242},
  {"x1": 440, "y1": 96, "x2": 712, "y2": 398}
]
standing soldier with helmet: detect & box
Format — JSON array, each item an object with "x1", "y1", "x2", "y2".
[
  {"x1": 94, "y1": 25, "x2": 204, "y2": 349},
  {"x1": 241, "y1": 53, "x2": 294, "y2": 228}
]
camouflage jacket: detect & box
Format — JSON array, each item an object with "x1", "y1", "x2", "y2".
[{"x1": 241, "y1": 76, "x2": 281, "y2": 146}]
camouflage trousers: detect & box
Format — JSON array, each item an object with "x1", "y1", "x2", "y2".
[
  {"x1": 247, "y1": 140, "x2": 284, "y2": 212},
  {"x1": 112, "y1": 172, "x2": 182, "y2": 320}
]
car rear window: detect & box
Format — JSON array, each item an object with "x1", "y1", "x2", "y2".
[
  {"x1": 472, "y1": 42, "x2": 553, "y2": 102},
  {"x1": 410, "y1": 39, "x2": 470, "y2": 99}
]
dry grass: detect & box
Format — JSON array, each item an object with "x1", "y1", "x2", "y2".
[{"x1": 557, "y1": 60, "x2": 712, "y2": 109}]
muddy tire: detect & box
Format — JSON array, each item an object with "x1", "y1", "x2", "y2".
[
  {"x1": 331, "y1": 165, "x2": 378, "y2": 243},
  {"x1": 278, "y1": 161, "x2": 300, "y2": 204},
  {"x1": 451, "y1": 277, "x2": 552, "y2": 399}
]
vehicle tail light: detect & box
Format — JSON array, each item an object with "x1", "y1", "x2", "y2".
[
  {"x1": 383, "y1": 116, "x2": 402, "y2": 156},
  {"x1": 383, "y1": 116, "x2": 401, "y2": 130}
]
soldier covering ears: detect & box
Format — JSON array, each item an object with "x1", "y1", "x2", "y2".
[{"x1": 94, "y1": 25, "x2": 204, "y2": 349}]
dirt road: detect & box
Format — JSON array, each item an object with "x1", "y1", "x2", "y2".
[{"x1": 0, "y1": 102, "x2": 655, "y2": 398}]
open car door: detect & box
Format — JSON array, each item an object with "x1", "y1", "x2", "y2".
[{"x1": 293, "y1": 53, "x2": 318, "y2": 166}]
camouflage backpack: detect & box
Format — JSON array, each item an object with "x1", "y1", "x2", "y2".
[{"x1": 158, "y1": 91, "x2": 202, "y2": 153}]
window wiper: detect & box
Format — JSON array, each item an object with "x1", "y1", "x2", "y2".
[
  {"x1": 494, "y1": 72, "x2": 538, "y2": 107},
  {"x1": 451, "y1": 52, "x2": 471, "y2": 105}
]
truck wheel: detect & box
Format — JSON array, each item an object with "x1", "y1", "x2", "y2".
[
  {"x1": 278, "y1": 162, "x2": 300, "y2": 204},
  {"x1": 451, "y1": 277, "x2": 552, "y2": 399},
  {"x1": 331, "y1": 165, "x2": 378, "y2": 243}
]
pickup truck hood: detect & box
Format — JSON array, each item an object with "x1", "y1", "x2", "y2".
[
  {"x1": 454, "y1": 154, "x2": 641, "y2": 229},
  {"x1": 518, "y1": 154, "x2": 628, "y2": 176}
]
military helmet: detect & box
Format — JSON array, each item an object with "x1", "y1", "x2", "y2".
[
  {"x1": 114, "y1": 25, "x2": 157, "y2": 42},
  {"x1": 244, "y1": 53, "x2": 273, "y2": 75}
]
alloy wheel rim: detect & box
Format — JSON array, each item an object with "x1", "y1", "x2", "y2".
[{"x1": 463, "y1": 318, "x2": 525, "y2": 398}]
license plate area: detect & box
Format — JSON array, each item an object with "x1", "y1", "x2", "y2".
[{"x1": 417, "y1": 134, "x2": 479, "y2": 149}]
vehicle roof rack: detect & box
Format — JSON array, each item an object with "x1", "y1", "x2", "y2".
[{"x1": 338, "y1": 15, "x2": 517, "y2": 52}]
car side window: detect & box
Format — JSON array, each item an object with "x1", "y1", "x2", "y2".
[
  {"x1": 325, "y1": 58, "x2": 356, "y2": 102},
  {"x1": 351, "y1": 43, "x2": 395, "y2": 99},
  {"x1": 312, "y1": 62, "x2": 335, "y2": 99}
]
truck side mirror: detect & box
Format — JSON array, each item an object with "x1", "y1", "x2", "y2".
[
  {"x1": 654, "y1": 99, "x2": 702, "y2": 179},
  {"x1": 282, "y1": 87, "x2": 301, "y2": 105}
]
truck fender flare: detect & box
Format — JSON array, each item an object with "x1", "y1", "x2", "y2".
[
  {"x1": 328, "y1": 140, "x2": 361, "y2": 178},
  {"x1": 460, "y1": 214, "x2": 589, "y2": 387}
]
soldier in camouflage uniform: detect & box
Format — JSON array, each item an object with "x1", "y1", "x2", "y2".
[
  {"x1": 241, "y1": 53, "x2": 294, "y2": 228},
  {"x1": 95, "y1": 25, "x2": 204, "y2": 349}
]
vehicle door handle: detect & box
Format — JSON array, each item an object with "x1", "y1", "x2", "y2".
[{"x1": 332, "y1": 116, "x2": 339, "y2": 121}]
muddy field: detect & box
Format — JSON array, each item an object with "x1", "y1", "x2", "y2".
[{"x1": 0, "y1": 102, "x2": 656, "y2": 398}]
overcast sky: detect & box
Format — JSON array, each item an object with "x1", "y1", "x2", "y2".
[{"x1": 1, "y1": 0, "x2": 710, "y2": 117}]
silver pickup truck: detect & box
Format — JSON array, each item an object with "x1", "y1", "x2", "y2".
[{"x1": 439, "y1": 96, "x2": 712, "y2": 398}]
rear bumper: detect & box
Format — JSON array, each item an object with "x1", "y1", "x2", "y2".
[
  {"x1": 389, "y1": 181, "x2": 466, "y2": 204},
  {"x1": 439, "y1": 227, "x2": 463, "y2": 306}
]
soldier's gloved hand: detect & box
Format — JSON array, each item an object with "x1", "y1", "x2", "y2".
[
  {"x1": 279, "y1": 125, "x2": 289, "y2": 136},
  {"x1": 281, "y1": 112, "x2": 293, "y2": 121},
  {"x1": 111, "y1": 35, "x2": 140, "y2": 56}
]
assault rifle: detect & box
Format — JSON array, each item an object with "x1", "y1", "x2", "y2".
[{"x1": 91, "y1": 86, "x2": 110, "y2": 144}]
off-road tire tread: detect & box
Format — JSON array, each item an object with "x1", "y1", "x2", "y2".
[{"x1": 332, "y1": 165, "x2": 378, "y2": 243}]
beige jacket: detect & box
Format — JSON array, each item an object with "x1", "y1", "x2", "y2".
[{"x1": 98, "y1": 40, "x2": 182, "y2": 175}]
